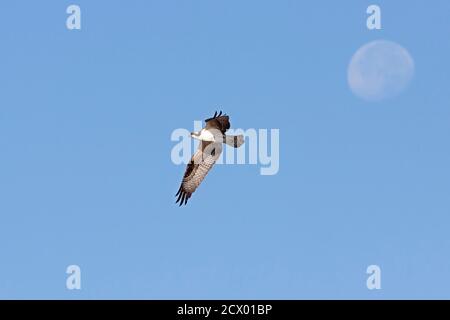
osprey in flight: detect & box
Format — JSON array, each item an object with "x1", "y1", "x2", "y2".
[{"x1": 175, "y1": 111, "x2": 244, "y2": 206}]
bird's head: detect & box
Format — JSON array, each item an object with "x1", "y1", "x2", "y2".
[
  {"x1": 190, "y1": 129, "x2": 215, "y2": 142},
  {"x1": 190, "y1": 130, "x2": 201, "y2": 139}
]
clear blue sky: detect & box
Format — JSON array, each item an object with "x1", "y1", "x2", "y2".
[{"x1": 1, "y1": 1, "x2": 449, "y2": 299}]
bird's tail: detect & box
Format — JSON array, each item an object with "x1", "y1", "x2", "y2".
[{"x1": 224, "y1": 135, "x2": 245, "y2": 148}]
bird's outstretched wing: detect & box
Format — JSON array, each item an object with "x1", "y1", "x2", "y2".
[
  {"x1": 175, "y1": 141, "x2": 222, "y2": 206},
  {"x1": 205, "y1": 111, "x2": 230, "y2": 134}
]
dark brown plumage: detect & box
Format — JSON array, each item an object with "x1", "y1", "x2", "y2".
[{"x1": 205, "y1": 111, "x2": 230, "y2": 134}]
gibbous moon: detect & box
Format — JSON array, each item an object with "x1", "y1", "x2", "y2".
[{"x1": 348, "y1": 40, "x2": 415, "y2": 102}]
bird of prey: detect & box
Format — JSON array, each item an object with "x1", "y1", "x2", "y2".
[{"x1": 175, "y1": 111, "x2": 244, "y2": 206}]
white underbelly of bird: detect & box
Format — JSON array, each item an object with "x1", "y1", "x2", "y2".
[{"x1": 191, "y1": 128, "x2": 244, "y2": 147}]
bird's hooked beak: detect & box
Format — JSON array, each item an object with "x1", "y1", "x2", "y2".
[{"x1": 191, "y1": 131, "x2": 200, "y2": 138}]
